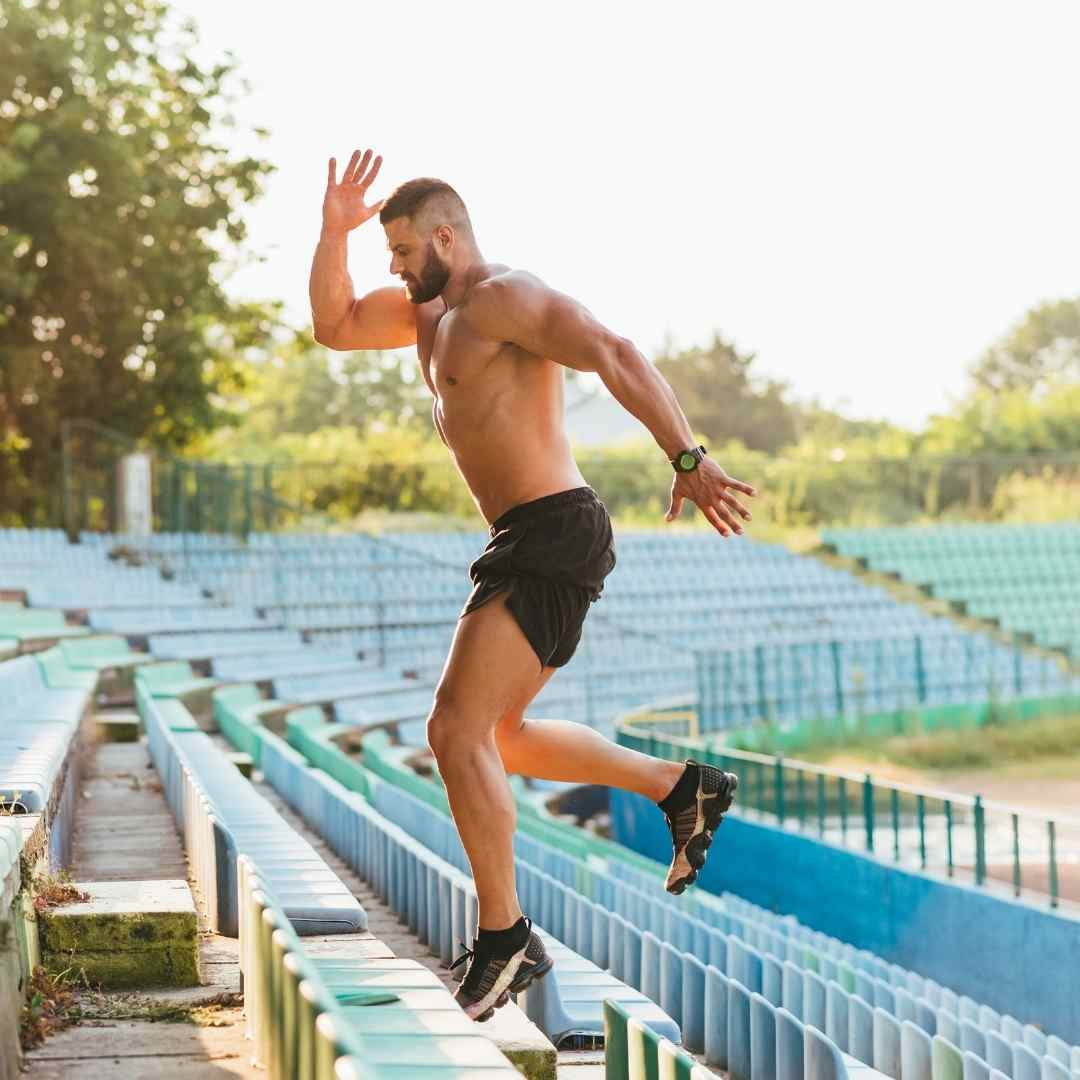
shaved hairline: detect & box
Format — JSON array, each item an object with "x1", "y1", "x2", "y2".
[{"x1": 387, "y1": 192, "x2": 472, "y2": 239}]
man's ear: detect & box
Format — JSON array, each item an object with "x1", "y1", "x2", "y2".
[{"x1": 436, "y1": 224, "x2": 453, "y2": 251}]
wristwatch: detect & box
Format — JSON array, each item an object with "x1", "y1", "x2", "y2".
[{"x1": 671, "y1": 444, "x2": 707, "y2": 473}]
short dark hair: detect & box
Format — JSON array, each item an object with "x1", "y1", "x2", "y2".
[{"x1": 379, "y1": 177, "x2": 473, "y2": 236}]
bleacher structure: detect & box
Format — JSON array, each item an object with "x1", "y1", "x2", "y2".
[
  {"x1": 3, "y1": 525, "x2": 1080, "y2": 1079},
  {"x1": 823, "y1": 524, "x2": 1080, "y2": 660}
]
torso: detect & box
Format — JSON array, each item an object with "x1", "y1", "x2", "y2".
[{"x1": 414, "y1": 265, "x2": 588, "y2": 525}]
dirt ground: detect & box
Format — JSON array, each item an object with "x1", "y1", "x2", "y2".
[
  {"x1": 821, "y1": 752, "x2": 1080, "y2": 904},
  {"x1": 821, "y1": 753, "x2": 1080, "y2": 818}
]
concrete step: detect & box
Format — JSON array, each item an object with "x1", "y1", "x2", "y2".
[
  {"x1": 92, "y1": 712, "x2": 140, "y2": 743},
  {"x1": 38, "y1": 879, "x2": 200, "y2": 990}
]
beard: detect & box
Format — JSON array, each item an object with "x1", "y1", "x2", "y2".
[{"x1": 404, "y1": 242, "x2": 451, "y2": 304}]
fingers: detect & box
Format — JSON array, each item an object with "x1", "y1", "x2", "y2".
[
  {"x1": 362, "y1": 154, "x2": 383, "y2": 191},
  {"x1": 715, "y1": 500, "x2": 744, "y2": 535},
  {"x1": 342, "y1": 148, "x2": 369, "y2": 185},
  {"x1": 721, "y1": 471, "x2": 757, "y2": 498},
  {"x1": 665, "y1": 492, "x2": 684, "y2": 522},
  {"x1": 710, "y1": 498, "x2": 744, "y2": 536},
  {"x1": 328, "y1": 157, "x2": 336, "y2": 187},
  {"x1": 702, "y1": 505, "x2": 732, "y2": 538},
  {"x1": 720, "y1": 489, "x2": 753, "y2": 522}
]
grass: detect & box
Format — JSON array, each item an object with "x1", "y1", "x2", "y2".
[{"x1": 803, "y1": 711, "x2": 1080, "y2": 771}]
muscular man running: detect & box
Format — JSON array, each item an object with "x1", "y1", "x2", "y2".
[{"x1": 309, "y1": 148, "x2": 755, "y2": 1021}]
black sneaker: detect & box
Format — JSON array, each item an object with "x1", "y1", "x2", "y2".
[
  {"x1": 663, "y1": 760, "x2": 738, "y2": 895},
  {"x1": 449, "y1": 917, "x2": 553, "y2": 1022}
]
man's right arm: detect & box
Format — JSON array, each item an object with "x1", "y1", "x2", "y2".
[{"x1": 309, "y1": 226, "x2": 416, "y2": 350}]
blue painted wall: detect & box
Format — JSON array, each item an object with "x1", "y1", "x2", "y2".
[{"x1": 611, "y1": 789, "x2": 1080, "y2": 1044}]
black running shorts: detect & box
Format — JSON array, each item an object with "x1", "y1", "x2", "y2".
[{"x1": 460, "y1": 486, "x2": 617, "y2": 670}]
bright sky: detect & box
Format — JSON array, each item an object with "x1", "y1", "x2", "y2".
[{"x1": 170, "y1": 0, "x2": 1080, "y2": 428}]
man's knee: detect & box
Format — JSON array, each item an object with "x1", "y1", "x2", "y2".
[
  {"x1": 427, "y1": 696, "x2": 525, "y2": 760},
  {"x1": 425, "y1": 699, "x2": 454, "y2": 761},
  {"x1": 426, "y1": 694, "x2": 487, "y2": 761}
]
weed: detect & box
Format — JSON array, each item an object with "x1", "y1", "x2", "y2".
[
  {"x1": 18, "y1": 964, "x2": 243, "y2": 1050},
  {"x1": 18, "y1": 965, "x2": 89, "y2": 1051},
  {"x1": 30, "y1": 867, "x2": 90, "y2": 914}
]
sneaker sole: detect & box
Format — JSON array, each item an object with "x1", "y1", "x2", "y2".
[
  {"x1": 666, "y1": 772, "x2": 738, "y2": 896},
  {"x1": 469, "y1": 953, "x2": 554, "y2": 1022}
]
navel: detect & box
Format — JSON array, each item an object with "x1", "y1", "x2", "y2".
[{"x1": 447, "y1": 376, "x2": 458, "y2": 386}]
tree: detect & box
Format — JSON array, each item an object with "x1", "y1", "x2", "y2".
[
  {"x1": 971, "y1": 296, "x2": 1080, "y2": 393},
  {"x1": 654, "y1": 332, "x2": 799, "y2": 453},
  {"x1": 0, "y1": 0, "x2": 276, "y2": 522},
  {"x1": 191, "y1": 332, "x2": 432, "y2": 459}
]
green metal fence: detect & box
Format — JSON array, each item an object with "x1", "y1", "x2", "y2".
[
  {"x1": 692, "y1": 635, "x2": 1076, "y2": 737},
  {"x1": 619, "y1": 724, "x2": 1077, "y2": 910},
  {"x1": 60, "y1": 419, "x2": 317, "y2": 537},
  {"x1": 52, "y1": 421, "x2": 1080, "y2": 537}
]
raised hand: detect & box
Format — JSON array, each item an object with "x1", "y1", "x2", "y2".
[
  {"x1": 665, "y1": 459, "x2": 757, "y2": 537},
  {"x1": 323, "y1": 148, "x2": 386, "y2": 235}
]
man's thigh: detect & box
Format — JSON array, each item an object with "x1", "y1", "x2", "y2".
[{"x1": 434, "y1": 590, "x2": 553, "y2": 739}]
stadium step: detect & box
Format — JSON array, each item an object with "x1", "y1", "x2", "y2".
[
  {"x1": 36, "y1": 878, "x2": 199, "y2": 989},
  {"x1": 92, "y1": 710, "x2": 140, "y2": 743}
]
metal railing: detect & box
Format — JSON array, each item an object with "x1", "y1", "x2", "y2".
[
  {"x1": 618, "y1": 724, "x2": 1078, "y2": 910},
  {"x1": 59, "y1": 419, "x2": 319, "y2": 537},
  {"x1": 692, "y1": 636, "x2": 1078, "y2": 737}
]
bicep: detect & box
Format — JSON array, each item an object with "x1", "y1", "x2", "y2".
[{"x1": 318, "y1": 286, "x2": 417, "y2": 350}]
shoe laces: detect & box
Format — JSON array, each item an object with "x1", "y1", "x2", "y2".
[
  {"x1": 449, "y1": 917, "x2": 533, "y2": 976},
  {"x1": 449, "y1": 941, "x2": 475, "y2": 974}
]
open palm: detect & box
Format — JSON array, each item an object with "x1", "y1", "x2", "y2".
[{"x1": 323, "y1": 148, "x2": 385, "y2": 233}]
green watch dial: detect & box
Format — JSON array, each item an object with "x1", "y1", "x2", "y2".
[{"x1": 678, "y1": 452, "x2": 697, "y2": 470}]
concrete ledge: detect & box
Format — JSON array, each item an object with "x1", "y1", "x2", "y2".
[
  {"x1": 38, "y1": 879, "x2": 199, "y2": 989},
  {"x1": 226, "y1": 751, "x2": 254, "y2": 779},
  {"x1": 482, "y1": 999, "x2": 558, "y2": 1080},
  {"x1": 93, "y1": 712, "x2": 141, "y2": 743}
]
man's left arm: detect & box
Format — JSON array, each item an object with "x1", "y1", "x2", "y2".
[{"x1": 465, "y1": 273, "x2": 757, "y2": 537}]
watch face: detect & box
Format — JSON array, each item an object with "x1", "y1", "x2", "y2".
[{"x1": 679, "y1": 452, "x2": 696, "y2": 470}]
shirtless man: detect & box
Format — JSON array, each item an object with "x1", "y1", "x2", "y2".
[{"x1": 309, "y1": 148, "x2": 754, "y2": 1021}]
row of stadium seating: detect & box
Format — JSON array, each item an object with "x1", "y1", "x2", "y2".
[
  {"x1": 139, "y1": 681, "x2": 526, "y2": 1076},
  {"x1": 355, "y1": 727, "x2": 1080, "y2": 1080},
  {"x1": 82, "y1": 527, "x2": 1080, "y2": 738},
  {"x1": 0, "y1": 631, "x2": 589, "y2": 1076},
  {"x1": 4, "y1": 525, "x2": 1079, "y2": 1078},
  {"x1": 134, "y1": 674, "x2": 690, "y2": 1073},
  {"x1": 823, "y1": 524, "x2": 1080, "y2": 658},
  {"x1": 207, "y1": 671, "x2": 1080, "y2": 1079}
]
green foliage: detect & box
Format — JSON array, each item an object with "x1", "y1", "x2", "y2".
[
  {"x1": 189, "y1": 332, "x2": 430, "y2": 457},
  {"x1": 922, "y1": 379, "x2": 1080, "y2": 455},
  {"x1": 0, "y1": 0, "x2": 276, "y2": 521},
  {"x1": 654, "y1": 332, "x2": 799, "y2": 453},
  {"x1": 990, "y1": 466, "x2": 1080, "y2": 524},
  {"x1": 971, "y1": 296, "x2": 1080, "y2": 393}
]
